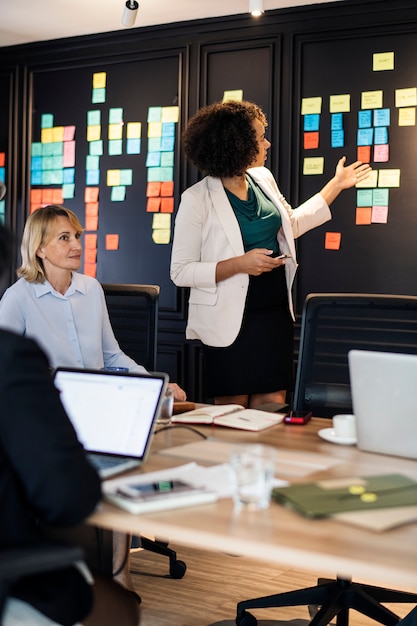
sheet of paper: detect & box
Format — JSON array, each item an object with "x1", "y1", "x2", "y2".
[{"x1": 160, "y1": 439, "x2": 341, "y2": 478}]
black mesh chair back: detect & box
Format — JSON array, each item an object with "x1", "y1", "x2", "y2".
[
  {"x1": 102, "y1": 284, "x2": 159, "y2": 371},
  {"x1": 293, "y1": 293, "x2": 417, "y2": 418}
]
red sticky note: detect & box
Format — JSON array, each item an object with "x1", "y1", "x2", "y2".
[
  {"x1": 52, "y1": 188, "x2": 64, "y2": 204},
  {"x1": 84, "y1": 262, "x2": 97, "y2": 278},
  {"x1": 84, "y1": 234, "x2": 97, "y2": 249},
  {"x1": 30, "y1": 189, "x2": 43, "y2": 204},
  {"x1": 356, "y1": 207, "x2": 372, "y2": 225},
  {"x1": 106, "y1": 234, "x2": 119, "y2": 250},
  {"x1": 146, "y1": 182, "x2": 161, "y2": 197},
  {"x1": 42, "y1": 189, "x2": 54, "y2": 204},
  {"x1": 146, "y1": 197, "x2": 161, "y2": 212},
  {"x1": 85, "y1": 202, "x2": 99, "y2": 216},
  {"x1": 357, "y1": 146, "x2": 371, "y2": 163},
  {"x1": 160, "y1": 181, "x2": 174, "y2": 197},
  {"x1": 325, "y1": 232, "x2": 341, "y2": 250},
  {"x1": 304, "y1": 132, "x2": 319, "y2": 150},
  {"x1": 160, "y1": 197, "x2": 174, "y2": 213},
  {"x1": 0, "y1": 153, "x2": 5, "y2": 167},
  {"x1": 84, "y1": 248, "x2": 97, "y2": 264},
  {"x1": 84, "y1": 187, "x2": 99, "y2": 202},
  {"x1": 85, "y1": 215, "x2": 98, "y2": 231}
]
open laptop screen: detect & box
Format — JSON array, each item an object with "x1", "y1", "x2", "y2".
[{"x1": 53, "y1": 367, "x2": 167, "y2": 460}]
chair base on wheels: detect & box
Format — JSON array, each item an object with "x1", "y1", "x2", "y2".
[
  {"x1": 140, "y1": 537, "x2": 186, "y2": 579},
  {"x1": 236, "y1": 576, "x2": 417, "y2": 626}
]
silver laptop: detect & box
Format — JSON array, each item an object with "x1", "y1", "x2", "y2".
[
  {"x1": 348, "y1": 349, "x2": 417, "y2": 460},
  {"x1": 53, "y1": 367, "x2": 168, "y2": 478}
]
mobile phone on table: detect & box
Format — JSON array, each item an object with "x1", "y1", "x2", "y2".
[
  {"x1": 283, "y1": 410, "x2": 312, "y2": 425},
  {"x1": 117, "y1": 479, "x2": 197, "y2": 500}
]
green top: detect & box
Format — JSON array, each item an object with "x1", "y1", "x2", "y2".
[{"x1": 224, "y1": 175, "x2": 282, "y2": 255}]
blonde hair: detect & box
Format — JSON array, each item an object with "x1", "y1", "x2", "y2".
[{"x1": 18, "y1": 205, "x2": 83, "y2": 283}]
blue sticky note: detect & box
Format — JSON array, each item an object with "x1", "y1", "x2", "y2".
[
  {"x1": 89, "y1": 141, "x2": 103, "y2": 156},
  {"x1": 146, "y1": 152, "x2": 161, "y2": 167},
  {"x1": 120, "y1": 170, "x2": 133, "y2": 185},
  {"x1": 304, "y1": 114, "x2": 320, "y2": 132},
  {"x1": 161, "y1": 151, "x2": 174, "y2": 166},
  {"x1": 62, "y1": 183, "x2": 75, "y2": 199},
  {"x1": 358, "y1": 110, "x2": 372, "y2": 128},
  {"x1": 63, "y1": 168, "x2": 75, "y2": 184},
  {"x1": 31, "y1": 157, "x2": 42, "y2": 171},
  {"x1": 109, "y1": 108, "x2": 123, "y2": 124},
  {"x1": 51, "y1": 143, "x2": 63, "y2": 156},
  {"x1": 374, "y1": 108, "x2": 390, "y2": 127},
  {"x1": 357, "y1": 128, "x2": 374, "y2": 146},
  {"x1": 126, "y1": 138, "x2": 141, "y2": 154},
  {"x1": 0, "y1": 167, "x2": 5, "y2": 183},
  {"x1": 357, "y1": 189, "x2": 373, "y2": 207},
  {"x1": 86, "y1": 155, "x2": 100, "y2": 170},
  {"x1": 148, "y1": 107, "x2": 162, "y2": 122},
  {"x1": 50, "y1": 170, "x2": 63, "y2": 185},
  {"x1": 161, "y1": 136, "x2": 175, "y2": 151},
  {"x1": 331, "y1": 113, "x2": 343, "y2": 131},
  {"x1": 41, "y1": 114, "x2": 54, "y2": 129},
  {"x1": 162, "y1": 122, "x2": 176, "y2": 137},
  {"x1": 31, "y1": 170, "x2": 42, "y2": 185},
  {"x1": 88, "y1": 110, "x2": 101, "y2": 126},
  {"x1": 331, "y1": 130, "x2": 344, "y2": 148},
  {"x1": 86, "y1": 169, "x2": 100, "y2": 185},
  {"x1": 31, "y1": 142, "x2": 42, "y2": 157},
  {"x1": 373, "y1": 188, "x2": 389, "y2": 205},
  {"x1": 148, "y1": 137, "x2": 161, "y2": 152},
  {"x1": 108, "y1": 140, "x2": 122, "y2": 155},
  {"x1": 374, "y1": 127, "x2": 388, "y2": 145},
  {"x1": 42, "y1": 143, "x2": 54, "y2": 156},
  {"x1": 92, "y1": 88, "x2": 106, "y2": 104},
  {"x1": 43, "y1": 157, "x2": 54, "y2": 171}
]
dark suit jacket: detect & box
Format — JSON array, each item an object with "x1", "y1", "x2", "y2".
[{"x1": 0, "y1": 329, "x2": 101, "y2": 623}]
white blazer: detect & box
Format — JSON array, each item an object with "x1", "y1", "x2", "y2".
[{"x1": 170, "y1": 167, "x2": 331, "y2": 347}]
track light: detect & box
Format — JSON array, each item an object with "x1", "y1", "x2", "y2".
[
  {"x1": 249, "y1": 0, "x2": 264, "y2": 17},
  {"x1": 122, "y1": 0, "x2": 139, "y2": 27}
]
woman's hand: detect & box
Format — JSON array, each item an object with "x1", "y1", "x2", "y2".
[
  {"x1": 320, "y1": 156, "x2": 372, "y2": 206},
  {"x1": 240, "y1": 249, "x2": 286, "y2": 277},
  {"x1": 168, "y1": 382, "x2": 187, "y2": 401},
  {"x1": 334, "y1": 156, "x2": 372, "y2": 190}
]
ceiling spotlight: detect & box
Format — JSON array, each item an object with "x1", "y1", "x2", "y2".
[
  {"x1": 122, "y1": 0, "x2": 139, "y2": 27},
  {"x1": 249, "y1": 0, "x2": 264, "y2": 17}
]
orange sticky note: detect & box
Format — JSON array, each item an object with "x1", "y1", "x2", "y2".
[
  {"x1": 30, "y1": 189, "x2": 42, "y2": 204},
  {"x1": 84, "y1": 234, "x2": 97, "y2": 249},
  {"x1": 30, "y1": 203, "x2": 42, "y2": 214},
  {"x1": 357, "y1": 146, "x2": 371, "y2": 163},
  {"x1": 84, "y1": 187, "x2": 99, "y2": 202},
  {"x1": 146, "y1": 182, "x2": 161, "y2": 197},
  {"x1": 85, "y1": 215, "x2": 98, "y2": 231},
  {"x1": 160, "y1": 197, "x2": 174, "y2": 213},
  {"x1": 52, "y1": 188, "x2": 64, "y2": 204},
  {"x1": 106, "y1": 234, "x2": 119, "y2": 250},
  {"x1": 160, "y1": 181, "x2": 174, "y2": 197},
  {"x1": 84, "y1": 248, "x2": 97, "y2": 264},
  {"x1": 325, "y1": 232, "x2": 341, "y2": 250},
  {"x1": 356, "y1": 207, "x2": 372, "y2": 225},
  {"x1": 0, "y1": 153, "x2": 5, "y2": 167},
  {"x1": 304, "y1": 132, "x2": 319, "y2": 150},
  {"x1": 42, "y1": 189, "x2": 54, "y2": 204},
  {"x1": 85, "y1": 202, "x2": 99, "y2": 216},
  {"x1": 146, "y1": 197, "x2": 161, "y2": 212},
  {"x1": 84, "y1": 262, "x2": 97, "y2": 278}
]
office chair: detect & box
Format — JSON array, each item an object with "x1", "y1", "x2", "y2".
[
  {"x1": 293, "y1": 293, "x2": 417, "y2": 418},
  {"x1": 0, "y1": 542, "x2": 84, "y2": 620},
  {"x1": 102, "y1": 283, "x2": 186, "y2": 580},
  {"x1": 236, "y1": 293, "x2": 417, "y2": 625}
]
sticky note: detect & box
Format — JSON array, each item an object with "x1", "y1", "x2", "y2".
[
  {"x1": 356, "y1": 207, "x2": 372, "y2": 225},
  {"x1": 374, "y1": 127, "x2": 388, "y2": 144},
  {"x1": 160, "y1": 181, "x2": 174, "y2": 196},
  {"x1": 325, "y1": 232, "x2": 341, "y2": 250},
  {"x1": 331, "y1": 130, "x2": 344, "y2": 148},
  {"x1": 373, "y1": 52, "x2": 394, "y2": 71},
  {"x1": 357, "y1": 128, "x2": 373, "y2": 146},
  {"x1": 148, "y1": 107, "x2": 162, "y2": 123},
  {"x1": 146, "y1": 197, "x2": 161, "y2": 212},
  {"x1": 398, "y1": 108, "x2": 416, "y2": 126},
  {"x1": 88, "y1": 110, "x2": 101, "y2": 126},
  {"x1": 304, "y1": 132, "x2": 319, "y2": 150},
  {"x1": 146, "y1": 182, "x2": 161, "y2": 197},
  {"x1": 85, "y1": 215, "x2": 98, "y2": 232},
  {"x1": 331, "y1": 113, "x2": 343, "y2": 131},
  {"x1": 358, "y1": 110, "x2": 372, "y2": 128},
  {"x1": 356, "y1": 170, "x2": 378, "y2": 188},
  {"x1": 85, "y1": 187, "x2": 99, "y2": 202},
  {"x1": 111, "y1": 186, "x2": 126, "y2": 201},
  {"x1": 84, "y1": 233, "x2": 97, "y2": 249},
  {"x1": 109, "y1": 108, "x2": 123, "y2": 124},
  {"x1": 92, "y1": 88, "x2": 105, "y2": 104},
  {"x1": 152, "y1": 229, "x2": 171, "y2": 244},
  {"x1": 223, "y1": 90, "x2": 243, "y2": 102},
  {"x1": 371, "y1": 206, "x2": 388, "y2": 223},
  {"x1": 373, "y1": 188, "x2": 389, "y2": 205},
  {"x1": 106, "y1": 234, "x2": 119, "y2": 250},
  {"x1": 329, "y1": 94, "x2": 350, "y2": 113},
  {"x1": 301, "y1": 97, "x2": 322, "y2": 115},
  {"x1": 378, "y1": 169, "x2": 400, "y2": 187},
  {"x1": 161, "y1": 106, "x2": 179, "y2": 123},
  {"x1": 357, "y1": 189, "x2": 373, "y2": 207},
  {"x1": 395, "y1": 87, "x2": 417, "y2": 108},
  {"x1": 152, "y1": 214, "x2": 171, "y2": 229},
  {"x1": 374, "y1": 108, "x2": 390, "y2": 127},
  {"x1": 361, "y1": 91, "x2": 383, "y2": 109},
  {"x1": 373, "y1": 144, "x2": 389, "y2": 162},
  {"x1": 303, "y1": 157, "x2": 324, "y2": 175},
  {"x1": 127, "y1": 122, "x2": 141, "y2": 139},
  {"x1": 160, "y1": 197, "x2": 174, "y2": 213},
  {"x1": 84, "y1": 263, "x2": 97, "y2": 278},
  {"x1": 357, "y1": 146, "x2": 371, "y2": 163},
  {"x1": 304, "y1": 114, "x2": 320, "y2": 131},
  {"x1": 93, "y1": 72, "x2": 106, "y2": 89}
]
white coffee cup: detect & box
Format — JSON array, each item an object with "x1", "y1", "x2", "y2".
[{"x1": 332, "y1": 413, "x2": 357, "y2": 439}]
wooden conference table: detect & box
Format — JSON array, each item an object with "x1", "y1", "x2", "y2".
[{"x1": 87, "y1": 417, "x2": 417, "y2": 590}]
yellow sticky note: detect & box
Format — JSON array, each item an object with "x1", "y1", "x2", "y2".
[
  {"x1": 108, "y1": 123, "x2": 123, "y2": 140},
  {"x1": 41, "y1": 128, "x2": 53, "y2": 143},
  {"x1": 356, "y1": 170, "x2": 378, "y2": 188},
  {"x1": 106, "y1": 169, "x2": 121, "y2": 186},
  {"x1": 93, "y1": 72, "x2": 106, "y2": 89},
  {"x1": 378, "y1": 169, "x2": 400, "y2": 188},
  {"x1": 223, "y1": 90, "x2": 244, "y2": 102},
  {"x1": 161, "y1": 106, "x2": 179, "y2": 123},
  {"x1": 395, "y1": 88, "x2": 417, "y2": 108},
  {"x1": 398, "y1": 107, "x2": 416, "y2": 126},
  {"x1": 52, "y1": 126, "x2": 64, "y2": 142},
  {"x1": 303, "y1": 157, "x2": 324, "y2": 175},
  {"x1": 152, "y1": 229, "x2": 171, "y2": 244},
  {"x1": 361, "y1": 90, "x2": 383, "y2": 109},
  {"x1": 87, "y1": 125, "x2": 101, "y2": 142},
  {"x1": 329, "y1": 94, "x2": 350, "y2": 113},
  {"x1": 301, "y1": 97, "x2": 322, "y2": 115},
  {"x1": 152, "y1": 213, "x2": 171, "y2": 229},
  {"x1": 127, "y1": 122, "x2": 141, "y2": 139},
  {"x1": 373, "y1": 52, "x2": 394, "y2": 72},
  {"x1": 148, "y1": 122, "x2": 162, "y2": 138}
]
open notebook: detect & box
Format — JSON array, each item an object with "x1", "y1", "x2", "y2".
[
  {"x1": 53, "y1": 367, "x2": 168, "y2": 478},
  {"x1": 171, "y1": 404, "x2": 285, "y2": 431}
]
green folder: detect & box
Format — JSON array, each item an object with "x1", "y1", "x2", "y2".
[{"x1": 271, "y1": 474, "x2": 417, "y2": 518}]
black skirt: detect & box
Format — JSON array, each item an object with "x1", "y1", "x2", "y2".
[{"x1": 203, "y1": 265, "x2": 294, "y2": 398}]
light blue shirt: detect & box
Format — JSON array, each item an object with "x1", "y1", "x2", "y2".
[{"x1": 0, "y1": 273, "x2": 147, "y2": 373}]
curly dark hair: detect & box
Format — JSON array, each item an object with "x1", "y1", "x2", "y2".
[{"x1": 182, "y1": 100, "x2": 268, "y2": 178}]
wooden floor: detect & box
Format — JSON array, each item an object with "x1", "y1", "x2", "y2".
[{"x1": 130, "y1": 543, "x2": 416, "y2": 626}]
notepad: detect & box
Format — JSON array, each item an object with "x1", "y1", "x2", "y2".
[{"x1": 171, "y1": 404, "x2": 285, "y2": 431}]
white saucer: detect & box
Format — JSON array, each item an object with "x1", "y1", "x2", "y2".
[{"x1": 318, "y1": 427, "x2": 357, "y2": 446}]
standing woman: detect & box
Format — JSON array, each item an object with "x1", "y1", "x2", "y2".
[{"x1": 170, "y1": 100, "x2": 371, "y2": 408}]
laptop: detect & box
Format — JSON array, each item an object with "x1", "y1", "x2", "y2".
[
  {"x1": 348, "y1": 349, "x2": 417, "y2": 460},
  {"x1": 53, "y1": 367, "x2": 168, "y2": 478}
]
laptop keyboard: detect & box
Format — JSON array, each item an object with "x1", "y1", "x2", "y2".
[{"x1": 88, "y1": 453, "x2": 125, "y2": 470}]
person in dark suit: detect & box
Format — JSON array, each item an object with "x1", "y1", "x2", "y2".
[{"x1": 0, "y1": 223, "x2": 139, "y2": 625}]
